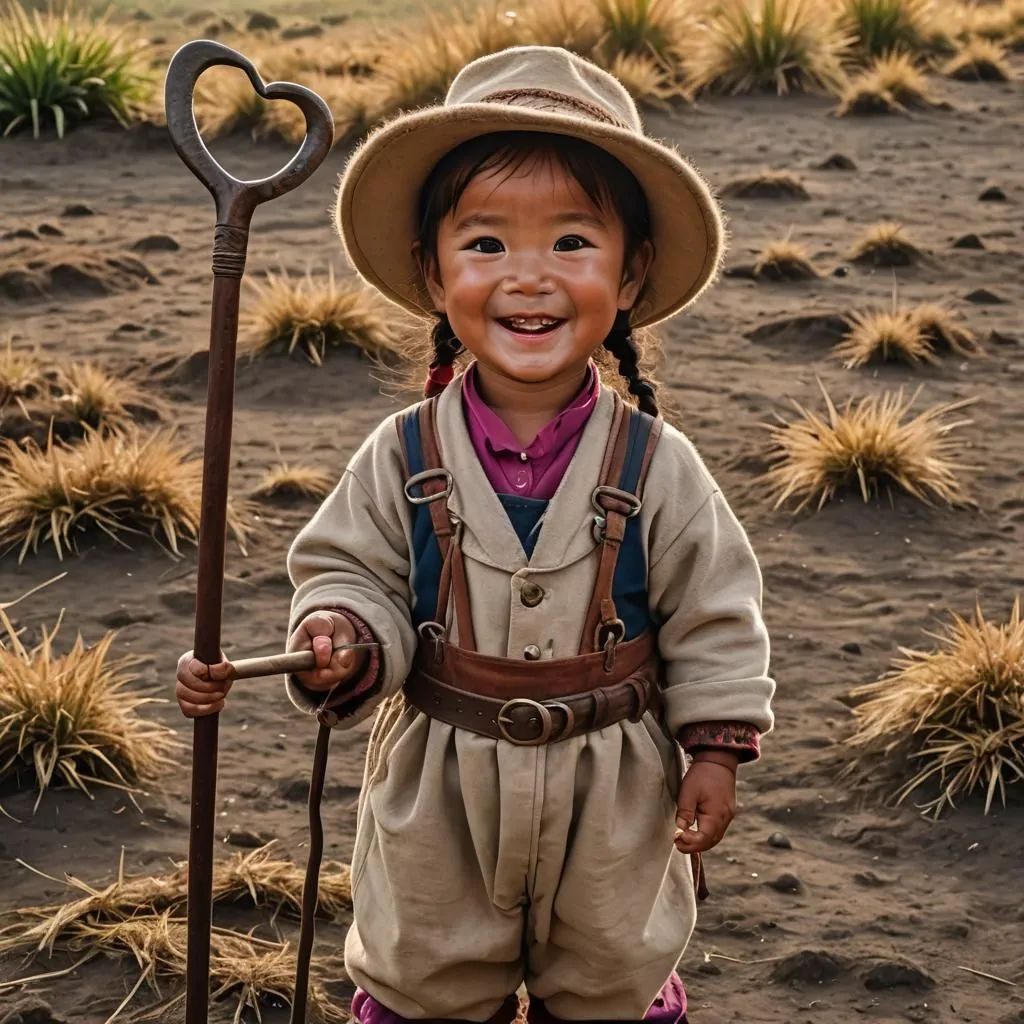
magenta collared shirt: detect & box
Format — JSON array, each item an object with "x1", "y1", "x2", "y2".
[{"x1": 461, "y1": 360, "x2": 599, "y2": 499}]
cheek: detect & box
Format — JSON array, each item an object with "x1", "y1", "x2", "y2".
[
  {"x1": 437, "y1": 254, "x2": 494, "y2": 312},
  {"x1": 568, "y1": 257, "x2": 626, "y2": 313}
]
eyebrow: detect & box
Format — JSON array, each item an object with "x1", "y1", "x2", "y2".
[{"x1": 452, "y1": 211, "x2": 607, "y2": 231}]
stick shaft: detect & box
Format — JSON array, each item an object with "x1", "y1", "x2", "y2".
[
  {"x1": 229, "y1": 644, "x2": 378, "y2": 680},
  {"x1": 186, "y1": 272, "x2": 241, "y2": 1024}
]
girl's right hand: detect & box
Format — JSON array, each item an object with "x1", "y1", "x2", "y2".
[
  {"x1": 176, "y1": 650, "x2": 233, "y2": 718},
  {"x1": 288, "y1": 611, "x2": 366, "y2": 692}
]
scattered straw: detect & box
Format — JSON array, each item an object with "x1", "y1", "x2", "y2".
[
  {"x1": 0, "y1": 426, "x2": 250, "y2": 561},
  {"x1": 844, "y1": 598, "x2": 1024, "y2": 819},
  {"x1": 759, "y1": 381, "x2": 974, "y2": 511}
]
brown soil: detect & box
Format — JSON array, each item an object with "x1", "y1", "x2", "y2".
[{"x1": 1, "y1": 64, "x2": 1023, "y2": 1024}]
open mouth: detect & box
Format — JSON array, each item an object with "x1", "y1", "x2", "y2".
[{"x1": 497, "y1": 315, "x2": 566, "y2": 338}]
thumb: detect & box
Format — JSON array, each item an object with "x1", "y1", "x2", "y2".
[
  {"x1": 676, "y1": 794, "x2": 696, "y2": 830},
  {"x1": 311, "y1": 633, "x2": 334, "y2": 669}
]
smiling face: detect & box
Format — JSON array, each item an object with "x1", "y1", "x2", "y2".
[{"x1": 419, "y1": 150, "x2": 652, "y2": 395}]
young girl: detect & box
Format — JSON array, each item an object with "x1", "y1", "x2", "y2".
[{"x1": 178, "y1": 46, "x2": 775, "y2": 1024}]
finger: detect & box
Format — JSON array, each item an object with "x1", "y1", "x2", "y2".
[
  {"x1": 179, "y1": 697, "x2": 225, "y2": 718},
  {"x1": 312, "y1": 633, "x2": 334, "y2": 669},
  {"x1": 674, "y1": 827, "x2": 715, "y2": 853},
  {"x1": 207, "y1": 662, "x2": 234, "y2": 682},
  {"x1": 177, "y1": 682, "x2": 227, "y2": 705},
  {"x1": 177, "y1": 676, "x2": 228, "y2": 695},
  {"x1": 302, "y1": 613, "x2": 338, "y2": 641}
]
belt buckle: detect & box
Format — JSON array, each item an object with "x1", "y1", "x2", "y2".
[{"x1": 497, "y1": 698, "x2": 575, "y2": 745}]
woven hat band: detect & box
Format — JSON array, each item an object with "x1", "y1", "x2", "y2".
[{"x1": 477, "y1": 88, "x2": 631, "y2": 130}]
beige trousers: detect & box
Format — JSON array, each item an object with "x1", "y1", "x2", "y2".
[{"x1": 344, "y1": 696, "x2": 697, "y2": 1021}]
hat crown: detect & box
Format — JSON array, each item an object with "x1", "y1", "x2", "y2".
[{"x1": 445, "y1": 46, "x2": 643, "y2": 132}]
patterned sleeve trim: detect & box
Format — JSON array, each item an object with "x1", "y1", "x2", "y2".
[
  {"x1": 677, "y1": 721, "x2": 761, "y2": 764},
  {"x1": 290, "y1": 607, "x2": 383, "y2": 725}
]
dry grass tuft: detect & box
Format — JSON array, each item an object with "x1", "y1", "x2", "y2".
[
  {"x1": 834, "y1": 309, "x2": 937, "y2": 367},
  {"x1": 753, "y1": 239, "x2": 821, "y2": 280},
  {"x1": 942, "y1": 37, "x2": 1014, "y2": 81},
  {"x1": 606, "y1": 51, "x2": 687, "y2": 107},
  {"x1": 848, "y1": 221, "x2": 926, "y2": 266},
  {"x1": 53, "y1": 362, "x2": 166, "y2": 432},
  {"x1": 721, "y1": 169, "x2": 810, "y2": 199},
  {"x1": 0, "y1": 427, "x2": 250, "y2": 561},
  {"x1": 844, "y1": 598, "x2": 1024, "y2": 819},
  {"x1": 835, "y1": 49, "x2": 942, "y2": 113},
  {"x1": 683, "y1": 0, "x2": 852, "y2": 96},
  {"x1": 240, "y1": 267, "x2": 411, "y2": 366},
  {"x1": 908, "y1": 302, "x2": 982, "y2": 356},
  {"x1": 838, "y1": 0, "x2": 937, "y2": 59},
  {"x1": 759, "y1": 382, "x2": 974, "y2": 511},
  {"x1": 0, "y1": 336, "x2": 43, "y2": 408},
  {"x1": 0, "y1": 611, "x2": 177, "y2": 812},
  {"x1": 252, "y1": 463, "x2": 334, "y2": 502}
]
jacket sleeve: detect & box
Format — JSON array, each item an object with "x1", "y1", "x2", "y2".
[
  {"x1": 647, "y1": 484, "x2": 776, "y2": 739},
  {"x1": 284, "y1": 420, "x2": 417, "y2": 729}
]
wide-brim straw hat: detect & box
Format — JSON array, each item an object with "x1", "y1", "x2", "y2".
[{"x1": 335, "y1": 45, "x2": 726, "y2": 329}]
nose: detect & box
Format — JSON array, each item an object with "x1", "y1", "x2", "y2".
[{"x1": 500, "y1": 252, "x2": 555, "y2": 296}]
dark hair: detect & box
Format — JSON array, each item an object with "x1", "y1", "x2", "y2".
[{"x1": 413, "y1": 131, "x2": 661, "y2": 417}]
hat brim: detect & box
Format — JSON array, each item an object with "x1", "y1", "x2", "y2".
[{"x1": 335, "y1": 104, "x2": 725, "y2": 329}]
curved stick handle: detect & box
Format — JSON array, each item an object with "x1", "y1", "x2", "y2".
[{"x1": 164, "y1": 39, "x2": 335, "y2": 230}]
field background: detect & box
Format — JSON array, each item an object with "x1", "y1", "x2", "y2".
[{"x1": 1, "y1": 2, "x2": 1023, "y2": 1023}]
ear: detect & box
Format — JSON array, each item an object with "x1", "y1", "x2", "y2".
[
  {"x1": 618, "y1": 240, "x2": 655, "y2": 311},
  {"x1": 412, "y1": 241, "x2": 446, "y2": 313}
]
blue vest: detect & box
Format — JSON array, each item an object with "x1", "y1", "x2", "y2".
[{"x1": 400, "y1": 402, "x2": 656, "y2": 641}]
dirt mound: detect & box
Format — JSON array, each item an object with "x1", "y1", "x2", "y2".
[{"x1": 0, "y1": 244, "x2": 157, "y2": 300}]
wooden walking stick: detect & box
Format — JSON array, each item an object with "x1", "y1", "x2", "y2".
[{"x1": 163, "y1": 40, "x2": 333, "y2": 1024}]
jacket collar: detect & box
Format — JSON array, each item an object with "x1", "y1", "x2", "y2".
[{"x1": 434, "y1": 371, "x2": 615, "y2": 573}]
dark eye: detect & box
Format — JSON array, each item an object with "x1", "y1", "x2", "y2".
[
  {"x1": 554, "y1": 235, "x2": 590, "y2": 252},
  {"x1": 468, "y1": 237, "x2": 503, "y2": 254}
]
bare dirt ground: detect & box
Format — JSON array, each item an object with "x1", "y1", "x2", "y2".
[{"x1": 1, "y1": 56, "x2": 1023, "y2": 1024}]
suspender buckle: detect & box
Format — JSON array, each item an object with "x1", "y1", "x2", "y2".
[
  {"x1": 418, "y1": 620, "x2": 446, "y2": 663},
  {"x1": 597, "y1": 618, "x2": 626, "y2": 671},
  {"x1": 404, "y1": 467, "x2": 453, "y2": 505},
  {"x1": 591, "y1": 486, "x2": 641, "y2": 518}
]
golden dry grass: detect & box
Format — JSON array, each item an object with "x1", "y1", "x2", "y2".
[
  {"x1": 0, "y1": 610, "x2": 177, "y2": 812},
  {"x1": 721, "y1": 169, "x2": 810, "y2": 199},
  {"x1": 0, "y1": 336, "x2": 42, "y2": 408},
  {"x1": 683, "y1": 0, "x2": 852, "y2": 96},
  {"x1": 837, "y1": 0, "x2": 938, "y2": 59},
  {"x1": 53, "y1": 361, "x2": 167, "y2": 432},
  {"x1": 844, "y1": 597, "x2": 1024, "y2": 819},
  {"x1": 835, "y1": 50, "x2": 942, "y2": 113},
  {"x1": 753, "y1": 238, "x2": 821, "y2": 280},
  {"x1": 606, "y1": 51, "x2": 687, "y2": 107},
  {"x1": 908, "y1": 301, "x2": 983, "y2": 356},
  {"x1": 240, "y1": 267, "x2": 411, "y2": 366},
  {"x1": 0, "y1": 427, "x2": 250, "y2": 561},
  {"x1": 834, "y1": 309, "x2": 938, "y2": 367},
  {"x1": 942, "y1": 37, "x2": 1014, "y2": 80},
  {"x1": 252, "y1": 462, "x2": 334, "y2": 501},
  {"x1": 848, "y1": 220, "x2": 926, "y2": 266},
  {"x1": 759, "y1": 382, "x2": 974, "y2": 511}
]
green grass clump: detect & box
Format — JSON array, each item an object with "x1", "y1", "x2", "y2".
[
  {"x1": 0, "y1": 1, "x2": 151, "y2": 139},
  {"x1": 839, "y1": 0, "x2": 935, "y2": 58}
]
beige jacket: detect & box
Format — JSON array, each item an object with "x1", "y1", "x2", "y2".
[{"x1": 285, "y1": 372, "x2": 775, "y2": 736}]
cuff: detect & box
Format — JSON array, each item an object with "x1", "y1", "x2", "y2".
[
  {"x1": 677, "y1": 721, "x2": 761, "y2": 764},
  {"x1": 287, "y1": 607, "x2": 383, "y2": 724}
]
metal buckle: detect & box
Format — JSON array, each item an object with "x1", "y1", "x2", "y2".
[
  {"x1": 497, "y1": 698, "x2": 550, "y2": 745},
  {"x1": 597, "y1": 618, "x2": 626, "y2": 671},
  {"x1": 404, "y1": 468, "x2": 453, "y2": 505},
  {"x1": 417, "y1": 620, "x2": 445, "y2": 662},
  {"x1": 591, "y1": 486, "x2": 641, "y2": 518}
]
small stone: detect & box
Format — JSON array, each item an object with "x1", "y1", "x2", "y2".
[
  {"x1": 771, "y1": 949, "x2": 848, "y2": 984},
  {"x1": 62, "y1": 203, "x2": 94, "y2": 217},
  {"x1": 863, "y1": 959, "x2": 935, "y2": 991},
  {"x1": 817, "y1": 153, "x2": 857, "y2": 171},
  {"x1": 98, "y1": 609, "x2": 156, "y2": 629},
  {"x1": 832, "y1": 265, "x2": 850, "y2": 277},
  {"x1": 117, "y1": 322, "x2": 145, "y2": 333},
  {"x1": 225, "y1": 826, "x2": 271, "y2": 849},
  {"x1": 853, "y1": 869, "x2": 895, "y2": 887},
  {"x1": 37, "y1": 223, "x2": 63, "y2": 237},
  {"x1": 965, "y1": 287, "x2": 1008, "y2": 304},
  {"x1": 245, "y1": 11, "x2": 279, "y2": 31},
  {"x1": 766, "y1": 872, "x2": 803, "y2": 894},
  {"x1": 987, "y1": 330, "x2": 1019, "y2": 347},
  {"x1": 841, "y1": 641, "x2": 862, "y2": 655},
  {"x1": 767, "y1": 831, "x2": 792, "y2": 849},
  {"x1": 952, "y1": 232, "x2": 985, "y2": 249},
  {"x1": 821, "y1": 207, "x2": 843, "y2": 216},
  {"x1": 133, "y1": 233, "x2": 181, "y2": 253},
  {"x1": 281, "y1": 22, "x2": 324, "y2": 39},
  {"x1": 321, "y1": 13, "x2": 350, "y2": 25},
  {"x1": 979, "y1": 185, "x2": 1007, "y2": 201},
  {"x1": 697, "y1": 961, "x2": 722, "y2": 975},
  {"x1": 3, "y1": 227, "x2": 38, "y2": 240}
]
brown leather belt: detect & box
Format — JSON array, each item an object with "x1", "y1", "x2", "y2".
[{"x1": 404, "y1": 667, "x2": 662, "y2": 746}]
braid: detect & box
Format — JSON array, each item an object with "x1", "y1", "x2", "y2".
[
  {"x1": 603, "y1": 311, "x2": 659, "y2": 418},
  {"x1": 424, "y1": 314, "x2": 463, "y2": 397}
]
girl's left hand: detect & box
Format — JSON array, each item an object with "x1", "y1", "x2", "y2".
[{"x1": 674, "y1": 751, "x2": 738, "y2": 854}]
